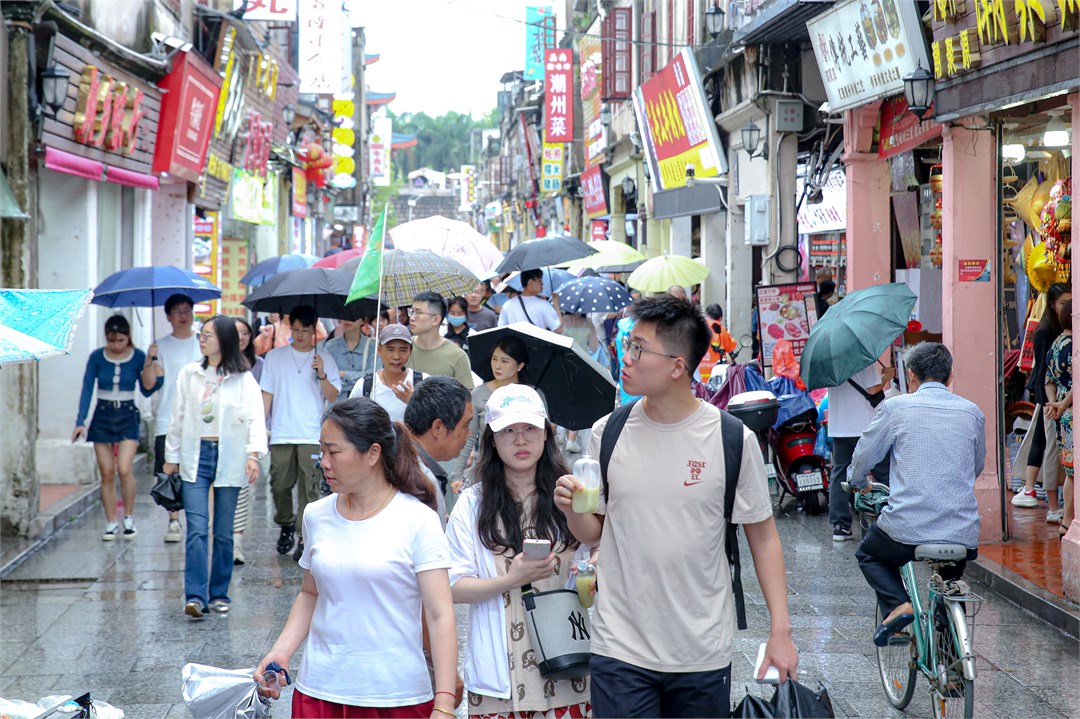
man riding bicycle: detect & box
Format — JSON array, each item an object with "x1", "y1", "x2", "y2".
[{"x1": 847, "y1": 343, "x2": 984, "y2": 647}]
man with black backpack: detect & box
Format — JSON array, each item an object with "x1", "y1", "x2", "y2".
[{"x1": 554, "y1": 296, "x2": 798, "y2": 718}]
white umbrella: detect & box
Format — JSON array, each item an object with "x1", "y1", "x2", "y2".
[{"x1": 388, "y1": 216, "x2": 504, "y2": 279}]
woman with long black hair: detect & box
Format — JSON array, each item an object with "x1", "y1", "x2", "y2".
[
  {"x1": 232, "y1": 317, "x2": 265, "y2": 565},
  {"x1": 447, "y1": 384, "x2": 590, "y2": 718},
  {"x1": 163, "y1": 315, "x2": 267, "y2": 617},
  {"x1": 255, "y1": 397, "x2": 458, "y2": 719}
]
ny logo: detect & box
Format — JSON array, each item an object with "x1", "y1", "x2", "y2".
[{"x1": 567, "y1": 610, "x2": 590, "y2": 641}]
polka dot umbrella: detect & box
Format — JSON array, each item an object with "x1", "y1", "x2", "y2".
[{"x1": 555, "y1": 276, "x2": 634, "y2": 314}]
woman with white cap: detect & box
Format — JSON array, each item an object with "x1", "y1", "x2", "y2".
[{"x1": 446, "y1": 384, "x2": 591, "y2": 718}]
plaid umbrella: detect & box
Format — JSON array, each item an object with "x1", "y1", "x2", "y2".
[{"x1": 339, "y1": 249, "x2": 478, "y2": 307}]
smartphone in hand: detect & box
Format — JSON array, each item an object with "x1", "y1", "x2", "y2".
[{"x1": 523, "y1": 538, "x2": 551, "y2": 561}]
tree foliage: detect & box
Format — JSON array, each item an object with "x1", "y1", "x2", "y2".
[{"x1": 386, "y1": 109, "x2": 496, "y2": 178}]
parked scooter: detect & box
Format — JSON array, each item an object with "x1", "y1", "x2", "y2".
[
  {"x1": 706, "y1": 334, "x2": 753, "y2": 396},
  {"x1": 727, "y1": 388, "x2": 830, "y2": 515}
]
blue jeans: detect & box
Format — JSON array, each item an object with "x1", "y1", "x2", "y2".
[{"x1": 181, "y1": 440, "x2": 240, "y2": 606}]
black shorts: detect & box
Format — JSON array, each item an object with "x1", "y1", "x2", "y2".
[
  {"x1": 86, "y1": 400, "x2": 141, "y2": 444},
  {"x1": 154, "y1": 433, "x2": 166, "y2": 475}
]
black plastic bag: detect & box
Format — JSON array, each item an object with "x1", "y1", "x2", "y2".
[
  {"x1": 151, "y1": 472, "x2": 184, "y2": 511},
  {"x1": 733, "y1": 681, "x2": 834, "y2": 718}
]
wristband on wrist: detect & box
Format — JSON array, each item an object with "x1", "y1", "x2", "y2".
[
  {"x1": 434, "y1": 691, "x2": 455, "y2": 699},
  {"x1": 317, "y1": 373, "x2": 327, "y2": 381}
]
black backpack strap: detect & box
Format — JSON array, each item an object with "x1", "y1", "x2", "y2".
[
  {"x1": 719, "y1": 409, "x2": 748, "y2": 631},
  {"x1": 599, "y1": 400, "x2": 639, "y2": 503},
  {"x1": 361, "y1": 372, "x2": 374, "y2": 398},
  {"x1": 846, "y1": 378, "x2": 884, "y2": 408}
]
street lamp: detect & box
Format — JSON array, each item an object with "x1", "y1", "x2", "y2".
[
  {"x1": 600, "y1": 104, "x2": 611, "y2": 128},
  {"x1": 282, "y1": 103, "x2": 297, "y2": 126},
  {"x1": 40, "y1": 65, "x2": 71, "y2": 116},
  {"x1": 621, "y1": 176, "x2": 636, "y2": 197},
  {"x1": 902, "y1": 61, "x2": 935, "y2": 118},
  {"x1": 740, "y1": 121, "x2": 763, "y2": 158},
  {"x1": 705, "y1": 1, "x2": 725, "y2": 39}
]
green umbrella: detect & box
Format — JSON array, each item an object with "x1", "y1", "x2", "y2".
[{"x1": 799, "y1": 283, "x2": 917, "y2": 390}]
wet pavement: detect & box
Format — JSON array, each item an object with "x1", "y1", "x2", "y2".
[{"x1": 1, "y1": 467, "x2": 1077, "y2": 719}]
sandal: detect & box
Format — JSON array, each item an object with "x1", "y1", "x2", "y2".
[{"x1": 1060, "y1": 522, "x2": 1070, "y2": 539}]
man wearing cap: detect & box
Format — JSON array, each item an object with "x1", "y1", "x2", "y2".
[{"x1": 349, "y1": 324, "x2": 426, "y2": 423}]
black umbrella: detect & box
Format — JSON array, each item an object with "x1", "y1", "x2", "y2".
[
  {"x1": 242, "y1": 268, "x2": 379, "y2": 320},
  {"x1": 468, "y1": 322, "x2": 616, "y2": 430},
  {"x1": 495, "y1": 235, "x2": 596, "y2": 273}
]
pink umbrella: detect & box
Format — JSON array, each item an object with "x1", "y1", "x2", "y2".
[
  {"x1": 388, "y1": 216, "x2": 503, "y2": 279},
  {"x1": 312, "y1": 248, "x2": 363, "y2": 269}
]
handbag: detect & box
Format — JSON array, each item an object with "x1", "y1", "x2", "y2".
[
  {"x1": 151, "y1": 472, "x2": 184, "y2": 511},
  {"x1": 521, "y1": 586, "x2": 592, "y2": 679},
  {"x1": 733, "y1": 680, "x2": 835, "y2": 718}
]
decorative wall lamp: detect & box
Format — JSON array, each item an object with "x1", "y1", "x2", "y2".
[
  {"x1": 621, "y1": 176, "x2": 636, "y2": 197},
  {"x1": 39, "y1": 65, "x2": 71, "y2": 116},
  {"x1": 902, "y1": 61, "x2": 935, "y2": 118},
  {"x1": 705, "y1": 0, "x2": 725, "y2": 39},
  {"x1": 740, "y1": 120, "x2": 766, "y2": 159}
]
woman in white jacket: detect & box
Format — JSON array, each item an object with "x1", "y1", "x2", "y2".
[
  {"x1": 447, "y1": 384, "x2": 590, "y2": 719},
  {"x1": 163, "y1": 315, "x2": 267, "y2": 618}
]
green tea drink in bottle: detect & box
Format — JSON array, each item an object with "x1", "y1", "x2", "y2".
[
  {"x1": 572, "y1": 455, "x2": 601, "y2": 513},
  {"x1": 575, "y1": 561, "x2": 596, "y2": 609}
]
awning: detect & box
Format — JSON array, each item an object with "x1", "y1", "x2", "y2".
[
  {"x1": 364, "y1": 53, "x2": 380, "y2": 65},
  {"x1": 44, "y1": 147, "x2": 160, "y2": 189},
  {"x1": 0, "y1": 168, "x2": 29, "y2": 219},
  {"x1": 367, "y1": 91, "x2": 396, "y2": 106},
  {"x1": 391, "y1": 133, "x2": 418, "y2": 150},
  {"x1": 652, "y1": 185, "x2": 725, "y2": 220},
  {"x1": 733, "y1": 0, "x2": 832, "y2": 46}
]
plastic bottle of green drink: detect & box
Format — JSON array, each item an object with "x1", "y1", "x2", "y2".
[
  {"x1": 572, "y1": 455, "x2": 601, "y2": 513},
  {"x1": 574, "y1": 561, "x2": 596, "y2": 609}
]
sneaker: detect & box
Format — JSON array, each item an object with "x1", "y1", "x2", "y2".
[
  {"x1": 276, "y1": 526, "x2": 295, "y2": 555},
  {"x1": 102, "y1": 522, "x2": 119, "y2": 541},
  {"x1": 832, "y1": 525, "x2": 853, "y2": 541},
  {"x1": 564, "y1": 439, "x2": 582, "y2": 454},
  {"x1": 164, "y1": 519, "x2": 183, "y2": 543},
  {"x1": 209, "y1": 599, "x2": 230, "y2": 614},
  {"x1": 1046, "y1": 509, "x2": 1064, "y2": 524},
  {"x1": 122, "y1": 516, "x2": 136, "y2": 539},
  {"x1": 184, "y1": 600, "x2": 208, "y2": 618},
  {"x1": 1011, "y1": 489, "x2": 1038, "y2": 508},
  {"x1": 292, "y1": 540, "x2": 305, "y2": 563},
  {"x1": 233, "y1": 533, "x2": 245, "y2": 566}
]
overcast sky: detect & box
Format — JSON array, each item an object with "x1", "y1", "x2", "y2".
[{"x1": 346, "y1": 0, "x2": 563, "y2": 118}]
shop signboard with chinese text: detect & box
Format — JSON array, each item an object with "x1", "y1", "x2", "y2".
[
  {"x1": 193, "y1": 213, "x2": 219, "y2": 317},
  {"x1": 369, "y1": 116, "x2": 392, "y2": 187},
  {"x1": 43, "y1": 35, "x2": 162, "y2": 176},
  {"x1": 591, "y1": 220, "x2": 609, "y2": 242},
  {"x1": 299, "y1": 0, "x2": 343, "y2": 94},
  {"x1": 233, "y1": 0, "x2": 296, "y2": 21},
  {"x1": 460, "y1": 165, "x2": 477, "y2": 211},
  {"x1": 631, "y1": 48, "x2": 727, "y2": 191},
  {"x1": 541, "y1": 136, "x2": 563, "y2": 194},
  {"x1": 581, "y1": 164, "x2": 607, "y2": 218},
  {"x1": 878, "y1": 96, "x2": 942, "y2": 158},
  {"x1": 806, "y1": 0, "x2": 929, "y2": 113},
  {"x1": 797, "y1": 169, "x2": 846, "y2": 234},
  {"x1": 756, "y1": 283, "x2": 819, "y2": 367},
  {"x1": 153, "y1": 52, "x2": 221, "y2": 183},
  {"x1": 579, "y1": 27, "x2": 606, "y2": 165},
  {"x1": 958, "y1": 258, "x2": 991, "y2": 282},
  {"x1": 525, "y1": 6, "x2": 556, "y2": 80},
  {"x1": 544, "y1": 49, "x2": 574, "y2": 143},
  {"x1": 292, "y1": 167, "x2": 308, "y2": 218},
  {"x1": 219, "y1": 236, "x2": 249, "y2": 317}
]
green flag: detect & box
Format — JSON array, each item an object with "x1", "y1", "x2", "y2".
[{"x1": 347, "y1": 207, "x2": 386, "y2": 304}]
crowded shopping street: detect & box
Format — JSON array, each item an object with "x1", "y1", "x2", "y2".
[{"x1": 1, "y1": 1, "x2": 1079, "y2": 718}]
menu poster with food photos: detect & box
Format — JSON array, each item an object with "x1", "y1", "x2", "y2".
[{"x1": 756, "y1": 283, "x2": 819, "y2": 367}]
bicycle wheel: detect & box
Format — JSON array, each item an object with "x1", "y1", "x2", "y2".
[
  {"x1": 875, "y1": 604, "x2": 917, "y2": 709},
  {"x1": 930, "y1": 605, "x2": 975, "y2": 719}
]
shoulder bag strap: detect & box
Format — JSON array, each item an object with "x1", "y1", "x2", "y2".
[{"x1": 719, "y1": 409, "x2": 748, "y2": 630}]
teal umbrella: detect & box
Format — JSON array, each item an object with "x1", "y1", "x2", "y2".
[
  {"x1": 0, "y1": 288, "x2": 94, "y2": 364},
  {"x1": 799, "y1": 283, "x2": 917, "y2": 390}
]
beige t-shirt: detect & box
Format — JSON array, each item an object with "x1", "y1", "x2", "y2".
[
  {"x1": 410, "y1": 339, "x2": 475, "y2": 389},
  {"x1": 586, "y1": 399, "x2": 773, "y2": 672}
]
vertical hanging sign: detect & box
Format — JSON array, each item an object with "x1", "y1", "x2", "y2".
[
  {"x1": 525, "y1": 6, "x2": 556, "y2": 80},
  {"x1": 299, "y1": 0, "x2": 343, "y2": 94},
  {"x1": 543, "y1": 48, "x2": 574, "y2": 143}
]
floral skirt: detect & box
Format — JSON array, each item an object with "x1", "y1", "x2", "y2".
[
  {"x1": 470, "y1": 700, "x2": 591, "y2": 719},
  {"x1": 1057, "y1": 408, "x2": 1073, "y2": 478}
]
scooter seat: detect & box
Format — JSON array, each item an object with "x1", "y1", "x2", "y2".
[{"x1": 914, "y1": 543, "x2": 968, "y2": 561}]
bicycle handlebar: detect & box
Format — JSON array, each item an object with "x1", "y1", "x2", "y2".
[{"x1": 841, "y1": 481, "x2": 890, "y2": 494}]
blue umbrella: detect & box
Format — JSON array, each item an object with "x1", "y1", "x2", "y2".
[
  {"x1": 240, "y1": 253, "x2": 320, "y2": 287},
  {"x1": 0, "y1": 288, "x2": 94, "y2": 364},
  {"x1": 556, "y1": 276, "x2": 634, "y2": 314},
  {"x1": 91, "y1": 266, "x2": 221, "y2": 308}
]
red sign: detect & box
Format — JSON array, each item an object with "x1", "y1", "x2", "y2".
[
  {"x1": 73, "y1": 66, "x2": 146, "y2": 155},
  {"x1": 152, "y1": 53, "x2": 221, "y2": 182},
  {"x1": 958, "y1": 258, "x2": 991, "y2": 282},
  {"x1": 590, "y1": 220, "x2": 609, "y2": 242},
  {"x1": 544, "y1": 48, "x2": 574, "y2": 143},
  {"x1": 581, "y1": 165, "x2": 607, "y2": 218},
  {"x1": 1018, "y1": 318, "x2": 1040, "y2": 372},
  {"x1": 755, "y1": 283, "x2": 819, "y2": 367},
  {"x1": 242, "y1": 112, "x2": 274, "y2": 177},
  {"x1": 292, "y1": 168, "x2": 308, "y2": 218},
  {"x1": 878, "y1": 96, "x2": 942, "y2": 159},
  {"x1": 631, "y1": 48, "x2": 725, "y2": 191}
]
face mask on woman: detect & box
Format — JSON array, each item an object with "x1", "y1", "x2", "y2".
[{"x1": 447, "y1": 315, "x2": 468, "y2": 327}]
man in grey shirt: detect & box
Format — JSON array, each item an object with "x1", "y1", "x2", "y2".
[{"x1": 848, "y1": 342, "x2": 984, "y2": 647}]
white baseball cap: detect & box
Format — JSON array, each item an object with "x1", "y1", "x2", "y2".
[{"x1": 486, "y1": 384, "x2": 547, "y2": 432}]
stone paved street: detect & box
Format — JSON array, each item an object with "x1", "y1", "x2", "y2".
[{"x1": 1, "y1": 468, "x2": 1077, "y2": 719}]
